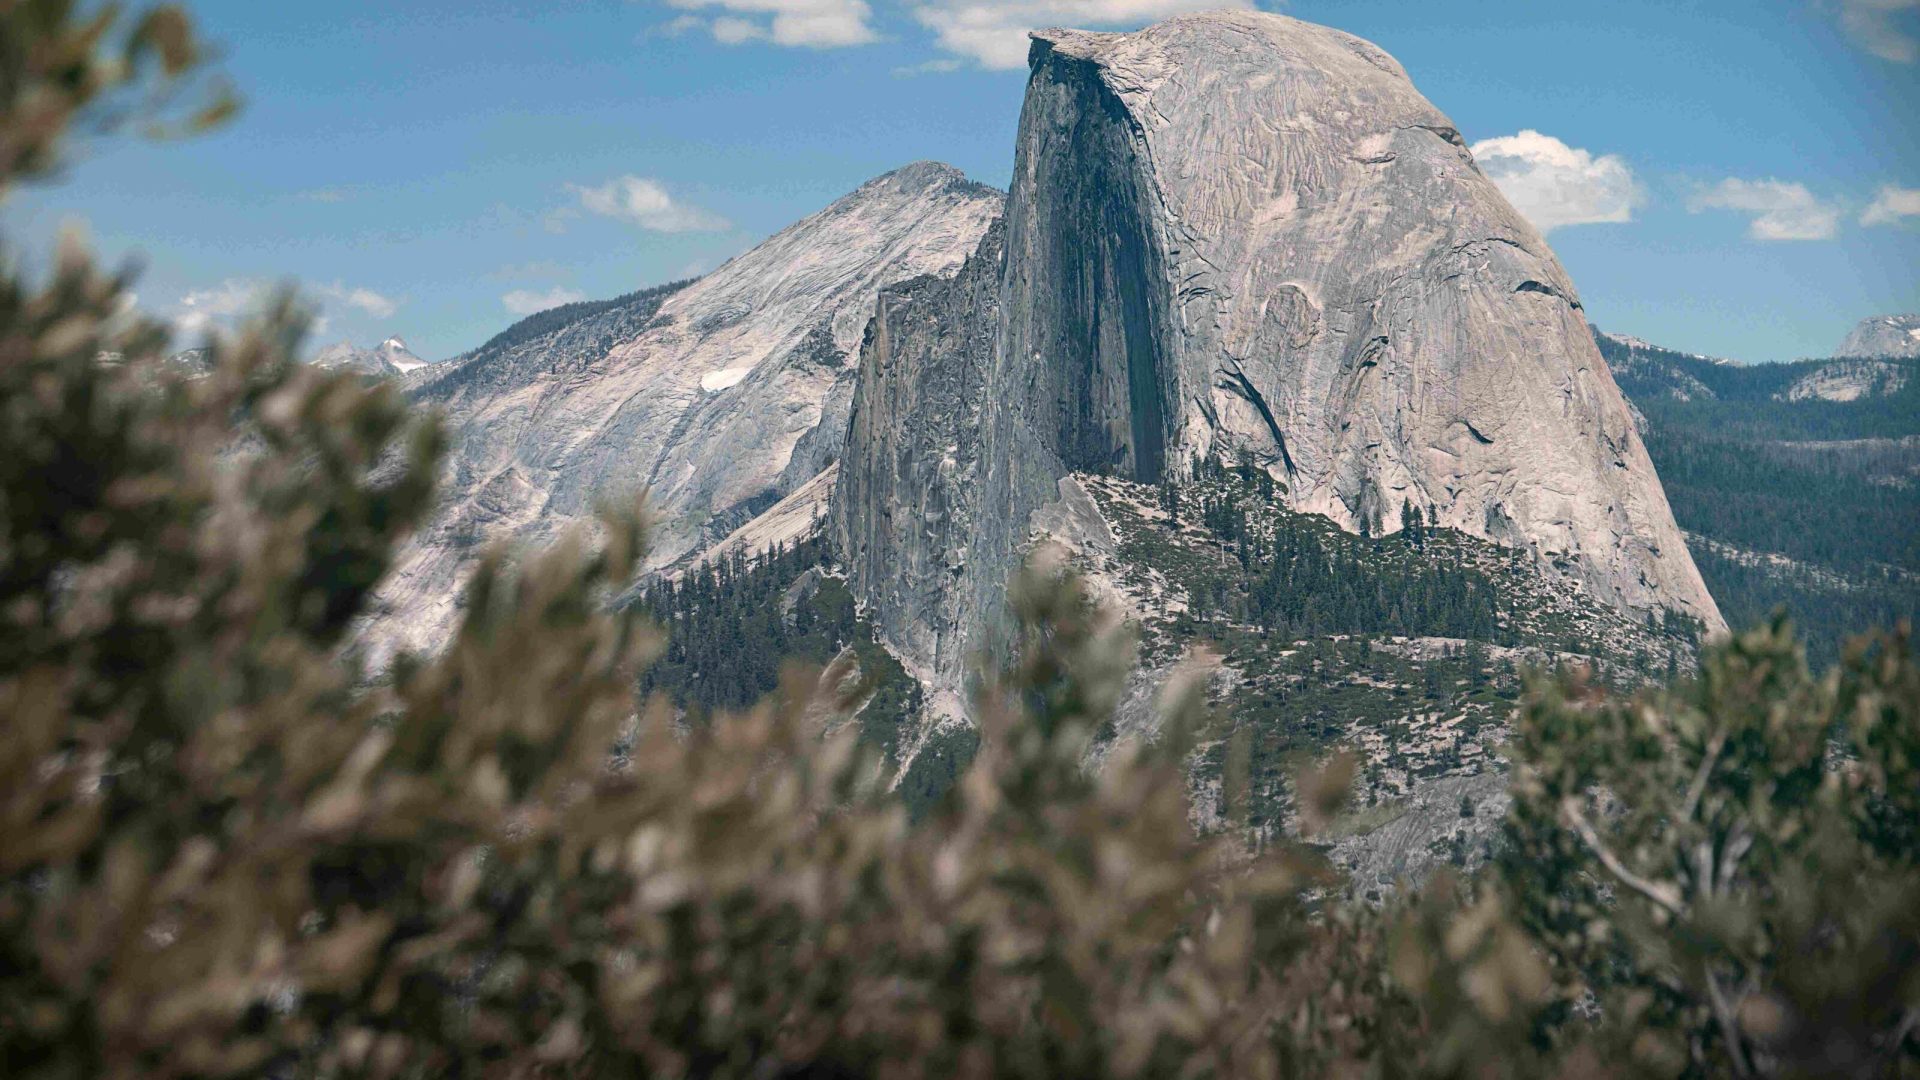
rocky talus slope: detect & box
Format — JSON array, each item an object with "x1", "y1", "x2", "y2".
[
  {"x1": 834, "y1": 11, "x2": 1723, "y2": 695},
  {"x1": 1837, "y1": 313, "x2": 1920, "y2": 359},
  {"x1": 362, "y1": 163, "x2": 1002, "y2": 661}
]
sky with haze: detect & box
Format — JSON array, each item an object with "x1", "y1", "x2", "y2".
[{"x1": 10, "y1": 0, "x2": 1919, "y2": 363}]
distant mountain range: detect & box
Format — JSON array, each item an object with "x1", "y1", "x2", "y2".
[
  {"x1": 311, "y1": 336, "x2": 432, "y2": 377},
  {"x1": 160, "y1": 335, "x2": 436, "y2": 378},
  {"x1": 1592, "y1": 327, "x2": 1918, "y2": 667},
  {"x1": 1594, "y1": 327, "x2": 1917, "y2": 425}
]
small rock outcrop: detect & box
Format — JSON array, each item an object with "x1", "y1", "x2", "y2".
[
  {"x1": 1780, "y1": 359, "x2": 1910, "y2": 402},
  {"x1": 833, "y1": 11, "x2": 1723, "y2": 689},
  {"x1": 1837, "y1": 314, "x2": 1920, "y2": 359},
  {"x1": 365, "y1": 163, "x2": 1002, "y2": 660}
]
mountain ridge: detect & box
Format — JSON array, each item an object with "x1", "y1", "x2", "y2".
[
  {"x1": 312, "y1": 335, "x2": 432, "y2": 376},
  {"x1": 360, "y1": 161, "x2": 1003, "y2": 663}
]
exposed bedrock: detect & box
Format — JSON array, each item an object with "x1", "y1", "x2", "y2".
[
  {"x1": 1837, "y1": 314, "x2": 1920, "y2": 359},
  {"x1": 833, "y1": 10, "x2": 1723, "y2": 691},
  {"x1": 833, "y1": 220, "x2": 1006, "y2": 689},
  {"x1": 364, "y1": 162, "x2": 1003, "y2": 661}
]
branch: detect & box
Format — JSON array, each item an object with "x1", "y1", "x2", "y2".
[
  {"x1": 1705, "y1": 969, "x2": 1755, "y2": 1079},
  {"x1": 1717, "y1": 825, "x2": 1752, "y2": 897},
  {"x1": 1681, "y1": 729, "x2": 1726, "y2": 823},
  {"x1": 1881, "y1": 1006, "x2": 1920, "y2": 1073},
  {"x1": 1560, "y1": 797, "x2": 1686, "y2": 919}
]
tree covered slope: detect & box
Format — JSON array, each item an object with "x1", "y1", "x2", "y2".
[{"x1": 1596, "y1": 329, "x2": 1920, "y2": 666}]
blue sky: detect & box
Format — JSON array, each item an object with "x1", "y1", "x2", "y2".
[{"x1": 9, "y1": 0, "x2": 1917, "y2": 363}]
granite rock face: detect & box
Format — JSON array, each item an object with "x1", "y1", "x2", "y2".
[
  {"x1": 364, "y1": 163, "x2": 1002, "y2": 660},
  {"x1": 1837, "y1": 314, "x2": 1920, "y2": 359},
  {"x1": 1780, "y1": 358, "x2": 1910, "y2": 402},
  {"x1": 833, "y1": 11, "x2": 1722, "y2": 688},
  {"x1": 832, "y1": 220, "x2": 1006, "y2": 702}
]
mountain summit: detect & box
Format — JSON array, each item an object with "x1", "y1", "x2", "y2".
[
  {"x1": 312, "y1": 336, "x2": 430, "y2": 376},
  {"x1": 1837, "y1": 314, "x2": 1920, "y2": 359},
  {"x1": 835, "y1": 10, "x2": 1723, "y2": 687},
  {"x1": 363, "y1": 162, "x2": 1003, "y2": 661},
  {"x1": 376, "y1": 336, "x2": 429, "y2": 372}
]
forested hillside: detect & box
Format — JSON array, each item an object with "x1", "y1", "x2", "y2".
[
  {"x1": 1598, "y1": 331, "x2": 1920, "y2": 666},
  {"x1": 409, "y1": 278, "x2": 694, "y2": 404},
  {"x1": 632, "y1": 536, "x2": 945, "y2": 812}
]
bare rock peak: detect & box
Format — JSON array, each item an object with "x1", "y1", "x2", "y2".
[
  {"x1": 836, "y1": 9, "x2": 1723, "y2": 692},
  {"x1": 846, "y1": 161, "x2": 1000, "y2": 205},
  {"x1": 1838, "y1": 313, "x2": 1920, "y2": 359},
  {"x1": 362, "y1": 161, "x2": 1003, "y2": 661},
  {"x1": 312, "y1": 335, "x2": 431, "y2": 376}
]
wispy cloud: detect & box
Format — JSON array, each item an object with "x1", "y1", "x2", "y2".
[
  {"x1": 1469, "y1": 130, "x2": 1640, "y2": 234},
  {"x1": 654, "y1": 13, "x2": 706, "y2": 36},
  {"x1": 567, "y1": 175, "x2": 730, "y2": 232},
  {"x1": 175, "y1": 278, "x2": 398, "y2": 337},
  {"x1": 315, "y1": 281, "x2": 399, "y2": 319},
  {"x1": 892, "y1": 57, "x2": 963, "y2": 76},
  {"x1": 1834, "y1": 0, "x2": 1919, "y2": 62},
  {"x1": 175, "y1": 278, "x2": 268, "y2": 336},
  {"x1": 1687, "y1": 178, "x2": 1841, "y2": 241},
  {"x1": 1861, "y1": 183, "x2": 1920, "y2": 226},
  {"x1": 489, "y1": 260, "x2": 572, "y2": 281},
  {"x1": 299, "y1": 188, "x2": 348, "y2": 203},
  {"x1": 502, "y1": 286, "x2": 588, "y2": 316},
  {"x1": 660, "y1": 0, "x2": 878, "y2": 48}
]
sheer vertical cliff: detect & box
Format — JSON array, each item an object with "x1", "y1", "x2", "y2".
[
  {"x1": 833, "y1": 220, "x2": 1005, "y2": 692},
  {"x1": 833, "y1": 11, "x2": 1722, "y2": 690}
]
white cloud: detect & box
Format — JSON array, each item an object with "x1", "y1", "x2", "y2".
[
  {"x1": 1468, "y1": 130, "x2": 1640, "y2": 234},
  {"x1": 175, "y1": 278, "x2": 268, "y2": 336},
  {"x1": 1687, "y1": 178, "x2": 1841, "y2": 241},
  {"x1": 315, "y1": 281, "x2": 399, "y2": 319},
  {"x1": 175, "y1": 277, "x2": 399, "y2": 338},
  {"x1": 567, "y1": 175, "x2": 731, "y2": 232},
  {"x1": 300, "y1": 188, "x2": 347, "y2": 203},
  {"x1": 1835, "y1": 0, "x2": 1919, "y2": 62},
  {"x1": 908, "y1": 0, "x2": 1246, "y2": 69},
  {"x1": 663, "y1": 0, "x2": 877, "y2": 48},
  {"x1": 502, "y1": 287, "x2": 588, "y2": 316},
  {"x1": 710, "y1": 14, "x2": 768, "y2": 42},
  {"x1": 1861, "y1": 183, "x2": 1920, "y2": 226},
  {"x1": 656, "y1": 13, "x2": 705, "y2": 35}
]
